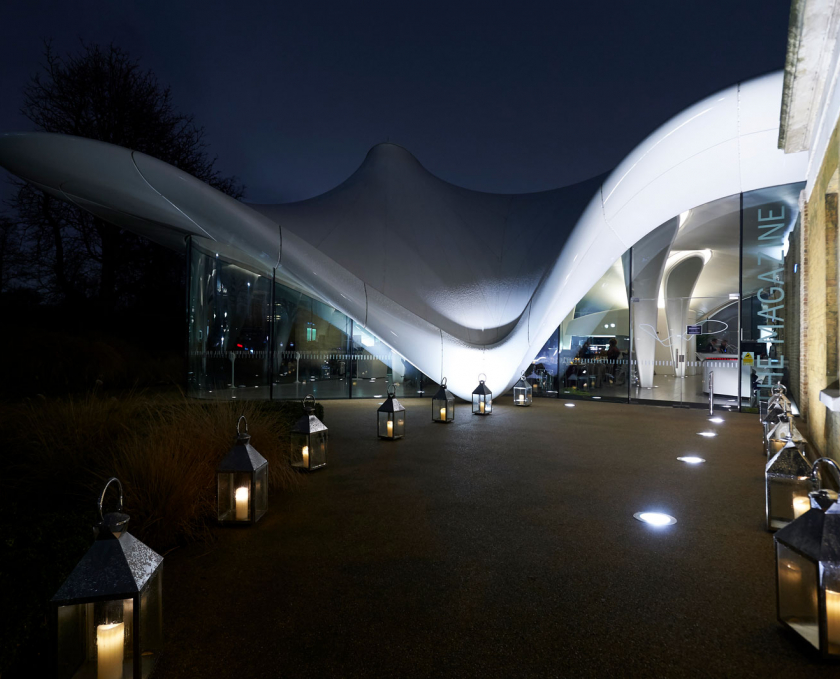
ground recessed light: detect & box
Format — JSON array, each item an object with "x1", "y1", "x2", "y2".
[
  {"x1": 677, "y1": 456, "x2": 705, "y2": 464},
  {"x1": 698, "y1": 431, "x2": 716, "y2": 437},
  {"x1": 592, "y1": 396, "x2": 601, "y2": 399},
  {"x1": 633, "y1": 512, "x2": 676, "y2": 526},
  {"x1": 709, "y1": 417, "x2": 723, "y2": 423},
  {"x1": 565, "y1": 403, "x2": 575, "y2": 407}
]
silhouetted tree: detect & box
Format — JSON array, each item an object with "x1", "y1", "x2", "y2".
[{"x1": 9, "y1": 41, "x2": 244, "y2": 311}]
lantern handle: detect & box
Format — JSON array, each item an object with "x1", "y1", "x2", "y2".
[
  {"x1": 237, "y1": 415, "x2": 248, "y2": 435},
  {"x1": 774, "y1": 382, "x2": 787, "y2": 394},
  {"x1": 441, "y1": 377, "x2": 447, "y2": 388},
  {"x1": 98, "y1": 477, "x2": 123, "y2": 522},
  {"x1": 811, "y1": 457, "x2": 840, "y2": 490},
  {"x1": 387, "y1": 383, "x2": 396, "y2": 398},
  {"x1": 478, "y1": 372, "x2": 486, "y2": 383},
  {"x1": 303, "y1": 394, "x2": 315, "y2": 409}
]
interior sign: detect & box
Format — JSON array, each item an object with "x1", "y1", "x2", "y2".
[{"x1": 686, "y1": 325, "x2": 701, "y2": 335}]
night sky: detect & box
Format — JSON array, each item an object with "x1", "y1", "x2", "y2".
[{"x1": 1, "y1": 1, "x2": 793, "y2": 203}]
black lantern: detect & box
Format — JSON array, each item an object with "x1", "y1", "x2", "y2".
[
  {"x1": 432, "y1": 377, "x2": 455, "y2": 423},
  {"x1": 513, "y1": 372, "x2": 533, "y2": 407},
  {"x1": 52, "y1": 478, "x2": 163, "y2": 679},
  {"x1": 766, "y1": 438, "x2": 812, "y2": 531},
  {"x1": 774, "y1": 458, "x2": 840, "y2": 658},
  {"x1": 377, "y1": 384, "x2": 406, "y2": 439},
  {"x1": 290, "y1": 394, "x2": 328, "y2": 470},
  {"x1": 217, "y1": 416, "x2": 268, "y2": 524},
  {"x1": 472, "y1": 373, "x2": 492, "y2": 415}
]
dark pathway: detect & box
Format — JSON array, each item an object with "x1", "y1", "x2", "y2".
[{"x1": 155, "y1": 398, "x2": 833, "y2": 678}]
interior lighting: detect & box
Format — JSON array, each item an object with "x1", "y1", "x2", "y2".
[{"x1": 634, "y1": 512, "x2": 677, "y2": 526}]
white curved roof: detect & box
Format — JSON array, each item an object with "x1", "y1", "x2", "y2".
[{"x1": 0, "y1": 72, "x2": 808, "y2": 400}]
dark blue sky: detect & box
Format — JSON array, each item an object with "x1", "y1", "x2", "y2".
[{"x1": 0, "y1": 1, "x2": 793, "y2": 203}]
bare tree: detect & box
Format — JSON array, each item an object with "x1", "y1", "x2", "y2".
[{"x1": 9, "y1": 40, "x2": 244, "y2": 310}]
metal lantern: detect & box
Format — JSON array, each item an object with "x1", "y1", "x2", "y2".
[
  {"x1": 762, "y1": 384, "x2": 791, "y2": 446},
  {"x1": 52, "y1": 478, "x2": 163, "y2": 679},
  {"x1": 217, "y1": 416, "x2": 268, "y2": 524},
  {"x1": 766, "y1": 438, "x2": 812, "y2": 532},
  {"x1": 432, "y1": 377, "x2": 454, "y2": 423},
  {"x1": 472, "y1": 373, "x2": 492, "y2": 415},
  {"x1": 377, "y1": 384, "x2": 406, "y2": 439},
  {"x1": 774, "y1": 462, "x2": 840, "y2": 659},
  {"x1": 766, "y1": 415, "x2": 806, "y2": 458},
  {"x1": 290, "y1": 394, "x2": 328, "y2": 471},
  {"x1": 513, "y1": 372, "x2": 533, "y2": 407}
]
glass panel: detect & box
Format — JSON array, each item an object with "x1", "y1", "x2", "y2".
[
  {"x1": 139, "y1": 571, "x2": 163, "y2": 679},
  {"x1": 378, "y1": 411, "x2": 394, "y2": 438},
  {"x1": 254, "y1": 465, "x2": 268, "y2": 521},
  {"x1": 528, "y1": 329, "x2": 559, "y2": 397},
  {"x1": 272, "y1": 281, "x2": 352, "y2": 400},
  {"x1": 777, "y1": 543, "x2": 819, "y2": 648},
  {"x1": 290, "y1": 432, "x2": 310, "y2": 469},
  {"x1": 741, "y1": 183, "x2": 806, "y2": 412},
  {"x1": 824, "y1": 565, "x2": 840, "y2": 655},
  {"x1": 57, "y1": 598, "x2": 135, "y2": 679},
  {"x1": 631, "y1": 195, "x2": 741, "y2": 406},
  {"x1": 187, "y1": 240, "x2": 272, "y2": 400},
  {"x1": 558, "y1": 253, "x2": 630, "y2": 402},
  {"x1": 56, "y1": 604, "x2": 85, "y2": 679},
  {"x1": 765, "y1": 472, "x2": 811, "y2": 531},
  {"x1": 350, "y1": 327, "x2": 437, "y2": 399},
  {"x1": 309, "y1": 431, "x2": 327, "y2": 468}
]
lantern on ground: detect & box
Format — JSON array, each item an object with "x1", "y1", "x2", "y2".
[
  {"x1": 472, "y1": 373, "x2": 492, "y2": 415},
  {"x1": 290, "y1": 394, "x2": 328, "y2": 470},
  {"x1": 432, "y1": 377, "x2": 454, "y2": 423},
  {"x1": 217, "y1": 416, "x2": 268, "y2": 524},
  {"x1": 377, "y1": 384, "x2": 406, "y2": 439},
  {"x1": 52, "y1": 478, "x2": 163, "y2": 679},
  {"x1": 775, "y1": 459, "x2": 840, "y2": 659},
  {"x1": 513, "y1": 372, "x2": 533, "y2": 407},
  {"x1": 766, "y1": 438, "x2": 812, "y2": 531},
  {"x1": 766, "y1": 415, "x2": 806, "y2": 458}
]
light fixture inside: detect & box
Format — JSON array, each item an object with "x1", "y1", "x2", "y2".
[
  {"x1": 677, "y1": 456, "x2": 705, "y2": 464},
  {"x1": 634, "y1": 512, "x2": 677, "y2": 526},
  {"x1": 697, "y1": 431, "x2": 716, "y2": 437},
  {"x1": 708, "y1": 417, "x2": 723, "y2": 423}
]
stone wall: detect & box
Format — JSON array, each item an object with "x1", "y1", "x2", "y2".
[{"x1": 802, "y1": 118, "x2": 840, "y2": 460}]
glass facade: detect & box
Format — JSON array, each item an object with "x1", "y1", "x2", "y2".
[
  {"x1": 186, "y1": 237, "x2": 437, "y2": 400},
  {"x1": 186, "y1": 182, "x2": 805, "y2": 413},
  {"x1": 526, "y1": 181, "x2": 805, "y2": 411}
]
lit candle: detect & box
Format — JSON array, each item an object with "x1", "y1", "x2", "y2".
[
  {"x1": 235, "y1": 486, "x2": 249, "y2": 521},
  {"x1": 480, "y1": 401, "x2": 485, "y2": 414},
  {"x1": 518, "y1": 394, "x2": 524, "y2": 404},
  {"x1": 387, "y1": 420, "x2": 393, "y2": 436},
  {"x1": 792, "y1": 495, "x2": 810, "y2": 519},
  {"x1": 827, "y1": 589, "x2": 840, "y2": 647},
  {"x1": 302, "y1": 445, "x2": 309, "y2": 467},
  {"x1": 97, "y1": 622, "x2": 124, "y2": 679},
  {"x1": 440, "y1": 406, "x2": 446, "y2": 420}
]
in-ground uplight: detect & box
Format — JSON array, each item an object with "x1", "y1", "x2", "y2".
[
  {"x1": 677, "y1": 456, "x2": 705, "y2": 464},
  {"x1": 633, "y1": 512, "x2": 677, "y2": 526}
]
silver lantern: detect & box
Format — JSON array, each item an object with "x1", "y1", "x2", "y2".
[
  {"x1": 290, "y1": 394, "x2": 328, "y2": 471},
  {"x1": 52, "y1": 478, "x2": 163, "y2": 679},
  {"x1": 432, "y1": 377, "x2": 455, "y2": 423},
  {"x1": 217, "y1": 416, "x2": 268, "y2": 524},
  {"x1": 765, "y1": 414, "x2": 806, "y2": 459},
  {"x1": 512, "y1": 372, "x2": 533, "y2": 407},
  {"x1": 472, "y1": 373, "x2": 492, "y2": 415},
  {"x1": 377, "y1": 384, "x2": 406, "y2": 439},
  {"x1": 766, "y1": 438, "x2": 812, "y2": 532}
]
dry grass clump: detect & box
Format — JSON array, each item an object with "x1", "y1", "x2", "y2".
[{"x1": 1, "y1": 390, "x2": 304, "y2": 551}]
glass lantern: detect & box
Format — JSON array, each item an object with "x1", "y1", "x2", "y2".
[
  {"x1": 775, "y1": 470, "x2": 840, "y2": 659},
  {"x1": 377, "y1": 384, "x2": 406, "y2": 439},
  {"x1": 766, "y1": 438, "x2": 812, "y2": 532},
  {"x1": 765, "y1": 415, "x2": 805, "y2": 458},
  {"x1": 432, "y1": 377, "x2": 454, "y2": 423},
  {"x1": 52, "y1": 478, "x2": 163, "y2": 679},
  {"x1": 513, "y1": 372, "x2": 533, "y2": 407},
  {"x1": 290, "y1": 394, "x2": 328, "y2": 471},
  {"x1": 217, "y1": 416, "x2": 268, "y2": 525},
  {"x1": 472, "y1": 373, "x2": 492, "y2": 415}
]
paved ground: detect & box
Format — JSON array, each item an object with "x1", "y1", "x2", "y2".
[{"x1": 155, "y1": 398, "x2": 834, "y2": 678}]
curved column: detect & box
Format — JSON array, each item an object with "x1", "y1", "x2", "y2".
[{"x1": 664, "y1": 256, "x2": 705, "y2": 378}]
